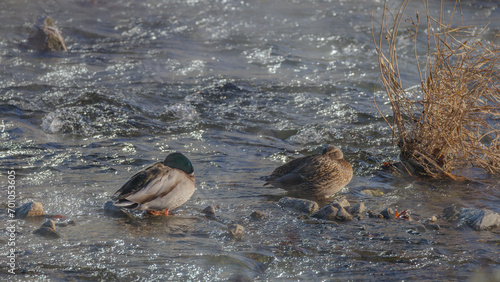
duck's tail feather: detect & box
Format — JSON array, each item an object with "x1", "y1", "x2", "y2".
[{"x1": 114, "y1": 200, "x2": 139, "y2": 209}]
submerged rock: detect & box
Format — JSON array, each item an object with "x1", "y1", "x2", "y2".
[
  {"x1": 367, "y1": 210, "x2": 384, "y2": 218},
  {"x1": 33, "y1": 220, "x2": 60, "y2": 239},
  {"x1": 278, "y1": 197, "x2": 319, "y2": 214},
  {"x1": 311, "y1": 205, "x2": 339, "y2": 220},
  {"x1": 330, "y1": 198, "x2": 350, "y2": 209},
  {"x1": 27, "y1": 16, "x2": 67, "y2": 51},
  {"x1": 311, "y1": 201, "x2": 357, "y2": 222},
  {"x1": 380, "y1": 208, "x2": 395, "y2": 220},
  {"x1": 348, "y1": 202, "x2": 366, "y2": 219},
  {"x1": 15, "y1": 202, "x2": 45, "y2": 218},
  {"x1": 202, "y1": 205, "x2": 217, "y2": 217},
  {"x1": 443, "y1": 205, "x2": 460, "y2": 221},
  {"x1": 228, "y1": 224, "x2": 245, "y2": 240},
  {"x1": 335, "y1": 206, "x2": 353, "y2": 221},
  {"x1": 250, "y1": 211, "x2": 266, "y2": 221},
  {"x1": 360, "y1": 189, "x2": 384, "y2": 197},
  {"x1": 457, "y1": 208, "x2": 500, "y2": 231}
]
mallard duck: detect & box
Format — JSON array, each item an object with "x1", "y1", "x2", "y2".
[
  {"x1": 113, "y1": 152, "x2": 196, "y2": 216},
  {"x1": 265, "y1": 146, "x2": 353, "y2": 200}
]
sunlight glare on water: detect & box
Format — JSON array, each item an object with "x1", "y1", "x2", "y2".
[{"x1": 0, "y1": 0, "x2": 499, "y2": 280}]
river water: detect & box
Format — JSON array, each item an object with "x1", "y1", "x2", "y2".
[{"x1": 1, "y1": 0, "x2": 499, "y2": 280}]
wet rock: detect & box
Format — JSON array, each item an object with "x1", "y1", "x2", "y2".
[
  {"x1": 380, "y1": 208, "x2": 395, "y2": 220},
  {"x1": 457, "y1": 208, "x2": 500, "y2": 231},
  {"x1": 15, "y1": 202, "x2": 45, "y2": 218},
  {"x1": 407, "y1": 223, "x2": 427, "y2": 234},
  {"x1": 311, "y1": 205, "x2": 339, "y2": 220},
  {"x1": 103, "y1": 201, "x2": 131, "y2": 218},
  {"x1": 312, "y1": 203, "x2": 353, "y2": 222},
  {"x1": 367, "y1": 210, "x2": 383, "y2": 218},
  {"x1": 443, "y1": 205, "x2": 460, "y2": 221},
  {"x1": 228, "y1": 224, "x2": 245, "y2": 240},
  {"x1": 33, "y1": 220, "x2": 60, "y2": 239},
  {"x1": 330, "y1": 198, "x2": 350, "y2": 209},
  {"x1": 348, "y1": 202, "x2": 366, "y2": 219},
  {"x1": 202, "y1": 205, "x2": 217, "y2": 217},
  {"x1": 430, "y1": 215, "x2": 438, "y2": 222},
  {"x1": 423, "y1": 222, "x2": 440, "y2": 230},
  {"x1": 278, "y1": 197, "x2": 319, "y2": 214},
  {"x1": 335, "y1": 206, "x2": 353, "y2": 221},
  {"x1": 250, "y1": 211, "x2": 266, "y2": 221},
  {"x1": 27, "y1": 17, "x2": 67, "y2": 51},
  {"x1": 360, "y1": 189, "x2": 384, "y2": 197}
]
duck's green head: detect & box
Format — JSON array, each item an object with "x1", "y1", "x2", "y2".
[{"x1": 164, "y1": 152, "x2": 194, "y2": 174}]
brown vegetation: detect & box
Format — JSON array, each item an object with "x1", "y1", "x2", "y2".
[{"x1": 373, "y1": 0, "x2": 500, "y2": 180}]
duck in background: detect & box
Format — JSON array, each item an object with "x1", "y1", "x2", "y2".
[{"x1": 265, "y1": 145, "x2": 352, "y2": 200}]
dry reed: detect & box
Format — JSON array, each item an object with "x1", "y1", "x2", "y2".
[{"x1": 373, "y1": 0, "x2": 500, "y2": 180}]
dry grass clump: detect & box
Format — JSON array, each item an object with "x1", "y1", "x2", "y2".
[{"x1": 373, "y1": 0, "x2": 500, "y2": 180}]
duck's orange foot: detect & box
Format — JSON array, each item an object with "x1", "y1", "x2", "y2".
[{"x1": 147, "y1": 210, "x2": 169, "y2": 216}]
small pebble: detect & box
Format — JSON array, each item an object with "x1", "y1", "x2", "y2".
[
  {"x1": 250, "y1": 211, "x2": 266, "y2": 220},
  {"x1": 424, "y1": 222, "x2": 440, "y2": 230},
  {"x1": 311, "y1": 205, "x2": 339, "y2": 220},
  {"x1": 335, "y1": 206, "x2": 353, "y2": 221},
  {"x1": 348, "y1": 202, "x2": 366, "y2": 219},
  {"x1": 330, "y1": 198, "x2": 350, "y2": 209},
  {"x1": 278, "y1": 197, "x2": 319, "y2": 214},
  {"x1": 443, "y1": 205, "x2": 460, "y2": 221},
  {"x1": 228, "y1": 224, "x2": 245, "y2": 240},
  {"x1": 202, "y1": 205, "x2": 217, "y2": 217}
]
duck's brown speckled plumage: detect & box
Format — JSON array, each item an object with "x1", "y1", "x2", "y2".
[{"x1": 266, "y1": 146, "x2": 353, "y2": 199}]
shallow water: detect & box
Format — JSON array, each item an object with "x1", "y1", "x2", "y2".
[{"x1": 1, "y1": 0, "x2": 499, "y2": 280}]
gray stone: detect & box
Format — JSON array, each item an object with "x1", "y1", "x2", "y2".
[
  {"x1": 202, "y1": 205, "x2": 217, "y2": 216},
  {"x1": 228, "y1": 224, "x2": 245, "y2": 240},
  {"x1": 331, "y1": 198, "x2": 350, "y2": 209},
  {"x1": 367, "y1": 210, "x2": 382, "y2": 218},
  {"x1": 278, "y1": 197, "x2": 319, "y2": 214},
  {"x1": 457, "y1": 208, "x2": 500, "y2": 231},
  {"x1": 103, "y1": 201, "x2": 131, "y2": 218},
  {"x1": 250, "y1": 211, "x2": 266, "y2": 220},
  {"x1": 380, "y1": 208, "x2": 395, "y2": 220},
  {"x1": 423, "y1": 222, "x2": 440, "y2": 230},
  {"x1": 311, "y1": 205, "x2": 339, "y2": 220},
  {"x1": 335, "y1": 206, "x2": 353, "y2": 221},
  {"x1": 348, "y1": 203, "x2": 366, "y2": 219},
  {"x1": 15, "y1": 202, "x2": 45, "y2": 218},
  {"x1": 443, "y1": 205, "x2": 460, "y2": 221},
  {"x1": 33, "y1": 220, "x2": 60, "y2": 239}
]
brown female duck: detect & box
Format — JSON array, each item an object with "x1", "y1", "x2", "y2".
[{"x1": 265, "y1": 146, "x2": 352, "y2": 200}]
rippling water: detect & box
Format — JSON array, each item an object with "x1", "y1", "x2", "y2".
[{"x1": 1, "y1": 0, "x2": 499, "y2": 280}]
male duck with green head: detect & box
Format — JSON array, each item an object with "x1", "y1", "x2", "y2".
[{"x1": 113, "y1": 152, "x2": 196, "y2": 216}]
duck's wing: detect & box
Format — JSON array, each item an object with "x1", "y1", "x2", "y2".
[
  {"x1": 298, "y1": 156, "x2": 346, "y2": 183},
  {"x1": 115, "y1": 163, "x2": 194, "y2": 207},
  {"x1": 269, "y1": 156, "x2": 311, "y2": 177},
  {"x1": 265, "y1": 156, "x2": 313, "y2": 185},
  {"x1": 113, "y1": 162, "x2": 169, "y2": 202}
]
